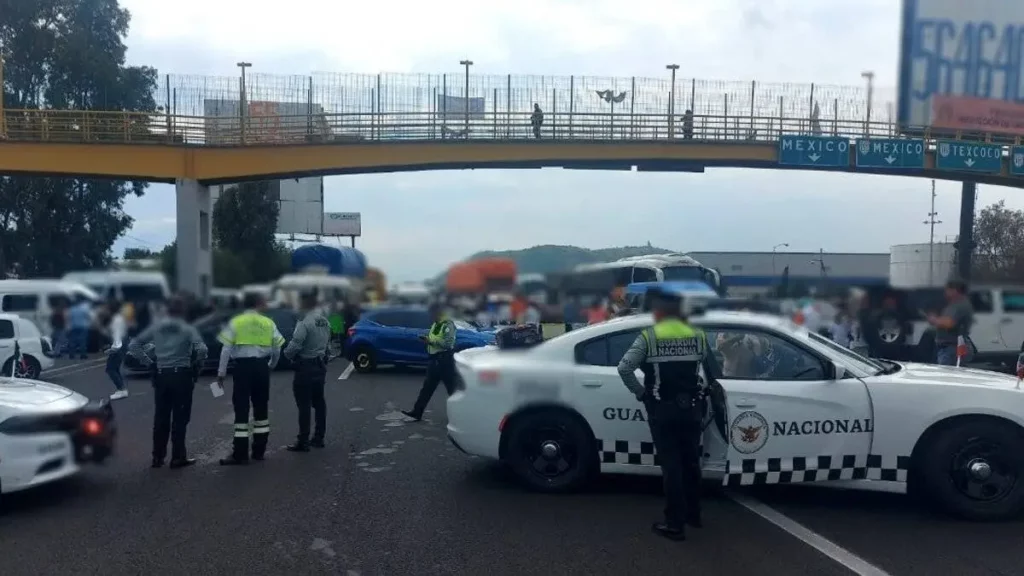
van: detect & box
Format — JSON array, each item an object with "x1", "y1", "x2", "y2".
[
  {"x1": 0, "y1": 280, "x2": 100, "y2": 334},
  {"x1": 60, "y1": 270, "x2": 170, "y2": 304}
]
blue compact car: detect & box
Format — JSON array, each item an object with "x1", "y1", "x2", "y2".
[{"x1": 345, "y1": 306, "x2": 495, "y2": 373}]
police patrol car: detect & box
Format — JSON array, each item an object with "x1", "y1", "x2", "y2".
[{"x1": 446, "y1": 311, "x2": 1024, "y2": 521}]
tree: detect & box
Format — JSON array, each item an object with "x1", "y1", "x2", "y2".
[
  {"x1": 0, "y1": 0, "x2": 157, "y2": 277},
  {"x1": 123, "y1": 247, "x2": 155, "y2": 260},
  {"x1": 213, "y1": 181, "x2": 290, "y2": 283},
  {"x1": 972, "y1": 200, "x2": 1024, "y2": 282}
]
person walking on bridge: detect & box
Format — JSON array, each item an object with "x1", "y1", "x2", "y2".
[{"x1": 216, "y1": 293, "x2": 285, "y2": 465}]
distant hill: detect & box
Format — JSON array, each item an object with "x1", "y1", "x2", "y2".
[{"x1": 433, "y1": 244, "x2": 674, "y2": 283}]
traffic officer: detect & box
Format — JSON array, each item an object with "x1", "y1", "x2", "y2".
[
  {"x1": 401, "y1": 303, "x2": 457, "y2": 421},
  {"x1": 128, "y1": 295, "x2": 208, "y2": 469},
  {"x1": 616, "y1": 288, "x2": 720, "y2": 541},
  {"x1": 216, "y1": 293, "x2": 285, "y2": 465},
  {"x1": 283, "y1": 290, "x2": 331, "y2": 452}
]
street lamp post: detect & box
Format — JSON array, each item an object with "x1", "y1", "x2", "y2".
[
  {"x1": 861, "y1": 71, "x2": 874, "y2": 136},
  {"x1": 459, "y1": 59, "x2": 473, "y2": 138},
  {"x1": 772, "y1": 242, "x2": 789, "y2": 275},
  {"x1": 666, "y1": 64, "x2": 679, "y2": 138},
  {"x1": 924, "y1": 179, "x2": 942, "y2": 285},
  {"x1": 237, "y1": 62, "x2": 252, "y2": 144}
]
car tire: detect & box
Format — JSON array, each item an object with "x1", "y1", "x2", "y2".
[
  {"x1": 2, "y1": 355, "x2": 41, "y2": 380},
  {"x1": 503, "y1": 409, "x2": 596, "y2": 493},
  {"x1": 918, "y1": 419, "x2": 1024, "y2": 521},
  {"x1": 352, "y1": 346, "x2": 377, "y2": 373}
]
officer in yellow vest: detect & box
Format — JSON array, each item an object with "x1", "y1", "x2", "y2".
[
  {"x1": 216, "y1": 293, "x2": 285, "y2": 465},
  {"x1": 401, "y1": 303, "x2": 457, "y2": 421},
  {"x1": 617, "y1": 288, "x2": 721, "y2": 541}
]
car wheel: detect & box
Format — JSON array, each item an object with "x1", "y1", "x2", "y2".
[
  {"x1": 919, "y1": 419, "x2": 1024, "y2": 521},
  {"x1": 504, "y1": 409, "x2": 596, "y2": 493},
  {"x1": 2, "y1": 355, "x2": 41, "y2": 379},
  {"x1": 352, "y1": 346, "x2": 377, "y2": 373}
]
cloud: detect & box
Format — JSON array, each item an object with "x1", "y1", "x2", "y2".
[{"x1": 115, "y1": 0, "x2": 1024, "y2": 281}]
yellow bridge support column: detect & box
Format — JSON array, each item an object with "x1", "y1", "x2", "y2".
[{"x1": 175, "y1": 178, "x2": 213, "y2": 298}]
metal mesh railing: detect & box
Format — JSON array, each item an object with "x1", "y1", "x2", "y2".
[{"x1": 0, "y1": 71, "x2": 1010, "y2": 146}]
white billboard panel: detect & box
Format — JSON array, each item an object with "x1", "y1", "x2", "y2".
[
  {"x1": 203, "y1": 99, "x2": 327, "y2": 144},
  {"x1": 324, "y1": 212, "x2": 361, "y2": 236},
  {"x1": 898, "y1": 0, "x2": 1024, "y2": 134},
  {"x1": 436, "y1": 95, "x2": 485, "y2": 122},
  {"x1": 211, "y1": 178, "x2": 324, "y2": 235}
]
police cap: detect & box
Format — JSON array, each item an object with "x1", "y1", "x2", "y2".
[
  {"x1": 646, "y1": 287, "x2": 683, "y2": 315},
  {"x1": 298, "y1": 288, "x2": 319, "y2": 308}
]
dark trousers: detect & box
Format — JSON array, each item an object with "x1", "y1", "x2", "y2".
[
  {"x1": 293, "y1": 358, "x2": 327, "y2": 444},
  {"x1": 152, "y1": 369, "x2": 195, "y2": 461},
  {"x1": 410, "y1": 352, "x2": 456, "y2": 417},
  {"x1": 646, "y1": 394, "x2": 703, "y2": 529},
  {"x1": 231, "y1": 357, "x2": 271, "y2": 461}
]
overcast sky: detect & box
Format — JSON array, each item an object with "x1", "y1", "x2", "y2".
[{"x1": 113, "y1": 0, "x2": 1024, "y2": 282}]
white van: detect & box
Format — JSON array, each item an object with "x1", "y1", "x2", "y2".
[
  {"x1": 0, "y1": 280, "x2": 100, "y2": 334},
  {"x1": 61, "y1": 271, "x2": 170, "y2": 303}
]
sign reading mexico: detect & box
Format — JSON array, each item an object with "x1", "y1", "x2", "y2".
[
  {"x1": 899, "y1": 0, "x2": 1024, "y2": 135},
  {"x1": 324, "y1": 212, "x2": 361, "y2": 236}
]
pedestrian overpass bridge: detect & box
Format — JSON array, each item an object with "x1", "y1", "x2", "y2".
[{"x1": 2, "y1": 70, "x2": 1022, "y2": 293}]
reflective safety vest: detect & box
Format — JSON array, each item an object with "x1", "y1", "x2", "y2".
[
  {"x1": 426, "y1": 317, "x2": 456, "y2": 355},
  {"x1": 639, "y1": 318, "x2": 707, "y2": 401},
  {"x1": 220, "y1": 311, "x2": 282, "y2": 348}
]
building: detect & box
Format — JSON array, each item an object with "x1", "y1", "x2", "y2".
[{"x1": 687, "y1": 251, "x2": 890, "y2": 296}]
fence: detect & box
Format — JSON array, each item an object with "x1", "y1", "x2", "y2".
[{"x1": 0, "y1": 71, "x2": 1008, "y2": 145}]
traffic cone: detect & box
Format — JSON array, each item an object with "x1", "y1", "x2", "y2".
[{"x1": 955, "y1": 335, "x2": 968, "y2": 367}]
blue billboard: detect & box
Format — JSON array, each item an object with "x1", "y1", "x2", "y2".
[{"x1": 898, "y1": 0, "x2": 1024, "y2": 136}]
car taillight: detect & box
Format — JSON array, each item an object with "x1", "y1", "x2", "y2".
[
  {"x1": 478, "y1": 369, "x2": 500, "y2": 384},
  {"x1": 82, "y1": 418, "x2": 104, "y2": 436}
]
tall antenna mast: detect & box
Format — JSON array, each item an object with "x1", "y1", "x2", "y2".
[{"x1": 923, "y1": 179, "x2": 942, "y2": 285}]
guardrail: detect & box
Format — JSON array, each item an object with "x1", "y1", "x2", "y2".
[{"x1": 0, "y1": 108, "x2": 1009, "y2": 147}]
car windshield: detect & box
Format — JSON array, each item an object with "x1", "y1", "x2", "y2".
[
  {"x1": 453, "y1": 320, "x2": 475, "y2": 331},
  {"x1": 660, "y1": 265, "x2": 705, "y2": 281},
  {"x1": 806, "y1": 331, "x2": 886, "y2": 374}
]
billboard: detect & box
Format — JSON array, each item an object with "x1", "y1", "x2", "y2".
[
  {"x1": 203, "y1": 99, "x2": 327, "y2": 144},
  {"x1": 323, "y1": 212, "x2": 361, "y2": 236},
  {"x1": 212, "y1": 178, "x2": 324, "y2": 235},
  {"x1": 898, "y1": 0, "x2": 1024, "y2": 135},
  {"x1": 436, "y1": 94, "x2": 485, "y2": 122}
]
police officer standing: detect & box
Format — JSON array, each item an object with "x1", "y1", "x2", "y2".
[
  {"x1": 216, "y1": 293, "x2": 285, "y2": 465},
  {"x1": 128, "y1": 295, "x2": 208, "y2": 469},
  {"x1": 283, "y1": 291, "x2": 331, "y2": 452},
  {"x1": 616, "y1": 289, "x2": 720, "y2": 541},
  {"x1": 401, "y1": 303, "x2": 457, "y2": 421}
]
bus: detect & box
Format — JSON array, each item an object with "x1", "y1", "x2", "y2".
[{"x1": 565, "y1": 254, "x2": 723, "y2": 296}]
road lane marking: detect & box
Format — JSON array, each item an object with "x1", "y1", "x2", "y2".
[
  {"x1": 729, "y1": 494, "x2": 893, "y2": 576},
  {"x1": 42, "y1": 361, "x2": 107, "y2": 377},
  {"x1": 338, "y1": 363, "x2": 354, "y2": 380},
  {"x1": 43, "y1": 358, "x2": 106, "y2": 374}
]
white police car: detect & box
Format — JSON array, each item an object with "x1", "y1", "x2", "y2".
[
  {"x1": 0, "y1": 376, "x2": 116, "y2": 497},
  {"x1": 447, "y1": 311, "x2": 1024, "y2": 521}
]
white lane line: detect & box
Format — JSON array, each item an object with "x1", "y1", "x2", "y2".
[
  {"x1": 338, "y1": 363, "x2": 355, "y2": 380},
  {"x1": 42, "y1": 361, "x2": 107, "y2": 377},
  {"x1": 43, "y1": 358, "x2": 106, "y2": 374},
  {"x1": 729, "y1": 494, "x2": 893, "y2": 576}
]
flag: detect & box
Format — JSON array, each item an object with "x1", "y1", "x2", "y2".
[{"x1": 955, "y1": 335, "x2": 968, "y2": 367}]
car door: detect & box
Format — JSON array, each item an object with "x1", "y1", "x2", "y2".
[
  {"x1": 0, "y1": 318, "x2": 16, "y2": 371},
  {"x1": 400, "y1": 310, "x2": 435, "y2": 364},
  {"x1": 704, "y1": 324, "x2": 874, "y2": 487},
  {"x1": 570, "y1": 328, "x2": 656, "y2": 471},
  {"x1": 968, "y1": 289, "x2": 1001, "y2": 354},
  {"x1": 996, "y1": 289, "x2": 1024, "y2": 352}
]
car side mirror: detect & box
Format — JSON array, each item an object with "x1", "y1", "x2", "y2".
[{"x1": 827, "y1": 361, "x2": 846, "y2": 380}]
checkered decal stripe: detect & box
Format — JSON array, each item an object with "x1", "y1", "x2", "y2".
[
  {"x1": 723, "y1": 454, "x2": 910, "y2": 487},
  {"x1": 596, "y1": 439, "x2": 706, "y2": 467}
]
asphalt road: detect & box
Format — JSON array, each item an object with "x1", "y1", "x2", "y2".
[{"x1": 1, "y1": 359, "x2": 1021, "y2": 575}]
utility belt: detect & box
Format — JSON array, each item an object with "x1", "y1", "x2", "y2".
[{"x1": 154, "y1": 366, "x2": 192, "y2": 375}]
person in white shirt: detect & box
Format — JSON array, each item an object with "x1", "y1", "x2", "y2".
[{"x1": 105, "y1": 301, "x2": 130, "y2": 400}]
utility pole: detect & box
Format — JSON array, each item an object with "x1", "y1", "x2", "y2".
[
  {"x1": 459, "y1": 59, "x2": 473, "y2": 137},
  {"x1": 861, "y1": 71, "x2": 874, "y2": 136},
  {"x1": 666, "y1": 64, "x2": 679, "y2": 138},
  {"x1": 237, "y1": 62, "x2": 252, "y2": 144},
  {"x1": 924, "y1": 179, "x2": 942, "y2": 285}
]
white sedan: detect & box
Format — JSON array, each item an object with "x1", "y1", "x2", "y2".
[
  {"x1": 447, "y1": 311, "x2": 1024, "y2": 521},
  {"x1": 0, "y1": 376, "x2": 116, "y2": 496}
]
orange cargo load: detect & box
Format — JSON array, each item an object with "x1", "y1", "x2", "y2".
[
  {"x1": 472, "y1": 258, "x2": 517, "y2": 282},
  {"x1": 446, "y1": 263, "x2": 486, "y2": 293}
]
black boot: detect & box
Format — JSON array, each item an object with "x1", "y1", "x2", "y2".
[
  {"x1": 651, "y1": 522, "x2": 686, "y2": 541},
  {"x1": 219, "y1": 456, "x2": 249, "y2": 466},
  {"x1": 169, "y1": 457, "x2": 197, "y2": 469},
  {"x1": 310, "y1": 438, "x2": 325, "y2": 449},
  {"x1": 401, "y1": 410, "x2": 422, "y2": 422},
  {"x1": 286, "y1": 442, "x2": 310, "y2": 452}
]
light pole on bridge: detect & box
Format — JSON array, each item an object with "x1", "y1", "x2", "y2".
[
  {"x1": 861, "y1": 70, "x2": 874, "y2": 137},
  {"x1": 666, "y1": 64, "x2": 679, "y2": 139},
  {"x1": 459, "y1": 59, "x2": 473, "y2": 138},
  {"x1": 772, "y1": 242, "x2": 789, "y2": 276},
  {"x1": 237, "y1": 61, "x2": 252, "y2": 144}
]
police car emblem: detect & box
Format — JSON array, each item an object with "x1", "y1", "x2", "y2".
[
  {"x1": 729, "y1": 411, "x2": 769, "y2": 454},
  {"x1": 858, "y1": 140, "x2": 870, "y2": 155},
  {"x1": 939, "y1": 142, "x2": 950, "y2": 157}
]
